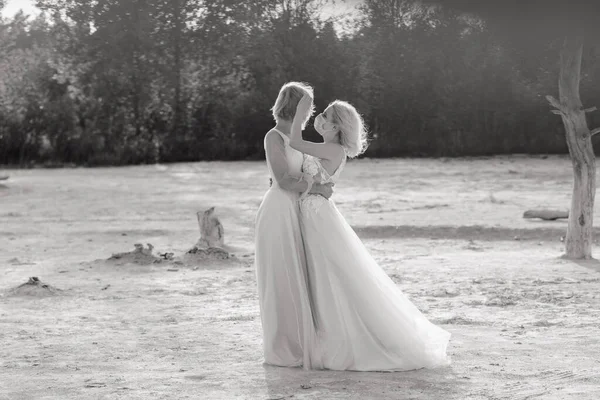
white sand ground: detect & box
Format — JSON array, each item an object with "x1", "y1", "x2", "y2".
[{"x1": 1, "y1": 155, "x2": 599, "y2": 399}]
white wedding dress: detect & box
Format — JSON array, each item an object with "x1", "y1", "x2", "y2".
[
  {"x1": 299, "y1": 153, "x2": 451, "y2": 371},
  {"x1": 254, "y1": 129, "x2": 316, "y2": 368}
]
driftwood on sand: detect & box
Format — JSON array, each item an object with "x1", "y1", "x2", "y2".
[
  {"x1": 523, "y1": 209, "x2": 569, "y2": 221},
  {"x1": 108, "y1": 243, "x2": 162, "y2": 264}
]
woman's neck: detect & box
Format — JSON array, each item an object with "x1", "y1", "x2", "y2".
[
  {"x1": 324, "y1": 132, "x2": 342, "y2": 145},
  {"x1": 274, "y1": 121, "x2": 292, "y2": 136}
]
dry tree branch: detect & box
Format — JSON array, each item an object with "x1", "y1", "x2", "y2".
[{"x1": 546, "y1": 95, "x2": 568, "y2": 115}]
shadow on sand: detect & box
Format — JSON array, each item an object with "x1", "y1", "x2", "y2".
[
  {"x1": 352, "y1": 224, "x2": 596, "y2": 243},
  {"x1": 568, "y1": 257, "x2": 600, "y2": 273},
  {"x1": 262, "y1": 363, "x2": 468, "y2": 400}
]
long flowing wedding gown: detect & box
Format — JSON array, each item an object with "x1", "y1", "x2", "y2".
[
  {"x1": 254, "y1": 129, "x2": 316, "y2": 368},
  {"x1": 299, "y1": 153, "x2": 451, "y2": 371}
]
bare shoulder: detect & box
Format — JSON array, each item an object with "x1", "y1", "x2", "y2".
[
  {"x1": 264, "y1": 129, "x2": 285, "y2": 145},
  {"x1": 264, "y1": 130, "x2": 284, "y2": 151}
]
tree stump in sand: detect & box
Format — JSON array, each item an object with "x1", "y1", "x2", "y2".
[
  {"x1": 523, "y1": 209, "x2": 569, "y2": 221},
  {"x1": 196, "y1": 207, "x2": 224, "y2": 248},
  {"x1": 188, "y1": 207, "x2": 229, "y2": 259}
]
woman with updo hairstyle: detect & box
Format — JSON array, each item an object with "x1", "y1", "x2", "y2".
[{"x1": 254, "y1": 82, "x2": 333, "y2": 368}]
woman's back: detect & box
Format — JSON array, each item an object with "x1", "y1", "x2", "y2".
[
  {"x1": 265, "y1": 129, "x2": 303, "y2": 189},
  {"x1": 255, "y1": 127, "x2": 316, "y2": 369}
]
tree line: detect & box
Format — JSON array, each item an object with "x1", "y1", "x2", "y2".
[{"x1": 1, "y1": 0, "x2": 599, "y2": 166}]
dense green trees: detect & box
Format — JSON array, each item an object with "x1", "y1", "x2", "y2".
[{"x1": 0, "y1": 0, "x2": 598, "y2": 165}]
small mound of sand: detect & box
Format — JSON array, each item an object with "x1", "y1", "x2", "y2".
[
  {"x1": 182, "y1": 246, "x2": 246, "y2": 269},
  {"x1": 6, "y1": 277, "x2": 62, "y2": 297},
  {"x1": 186, "y1": 246, "x2": 230, "y2": 260},
  {"x1": 108, "y1": 243, "x2": 162, "y2": 265},
  {"x1": 485, "y1": 295, "x2": 517, "y2": 307},
  {"x1": 435, "y1": 315, "x2": 485, "y2": 326},
  {"x1": 430, "y1": 288, "x2": 460, "y2": 298},
  {"x1": 533, "y1": 319, "x2": 562, "y2": 327},
  {"x1": 7, "y1": 257, "x2": 36, "y2": 266}
]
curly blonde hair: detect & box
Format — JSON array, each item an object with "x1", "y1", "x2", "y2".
[
  {"x1": 328, "y1": 100, "x2": 368, "y2": 158},
  {"x1": 271, "y1": 82, "x2": 315, "y2": 124}
]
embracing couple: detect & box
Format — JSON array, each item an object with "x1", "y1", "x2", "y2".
[{"x1": 254, "y1": 82, "x2": 451, "y2": 372}]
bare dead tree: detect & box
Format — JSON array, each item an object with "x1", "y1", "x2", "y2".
[{"x1": 417, "y1": 0, "x2": 600, "y2": 258}]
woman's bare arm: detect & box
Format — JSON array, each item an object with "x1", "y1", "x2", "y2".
[{"x1": 289, "y1": 95, "x2": 345, "y2": 162}]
